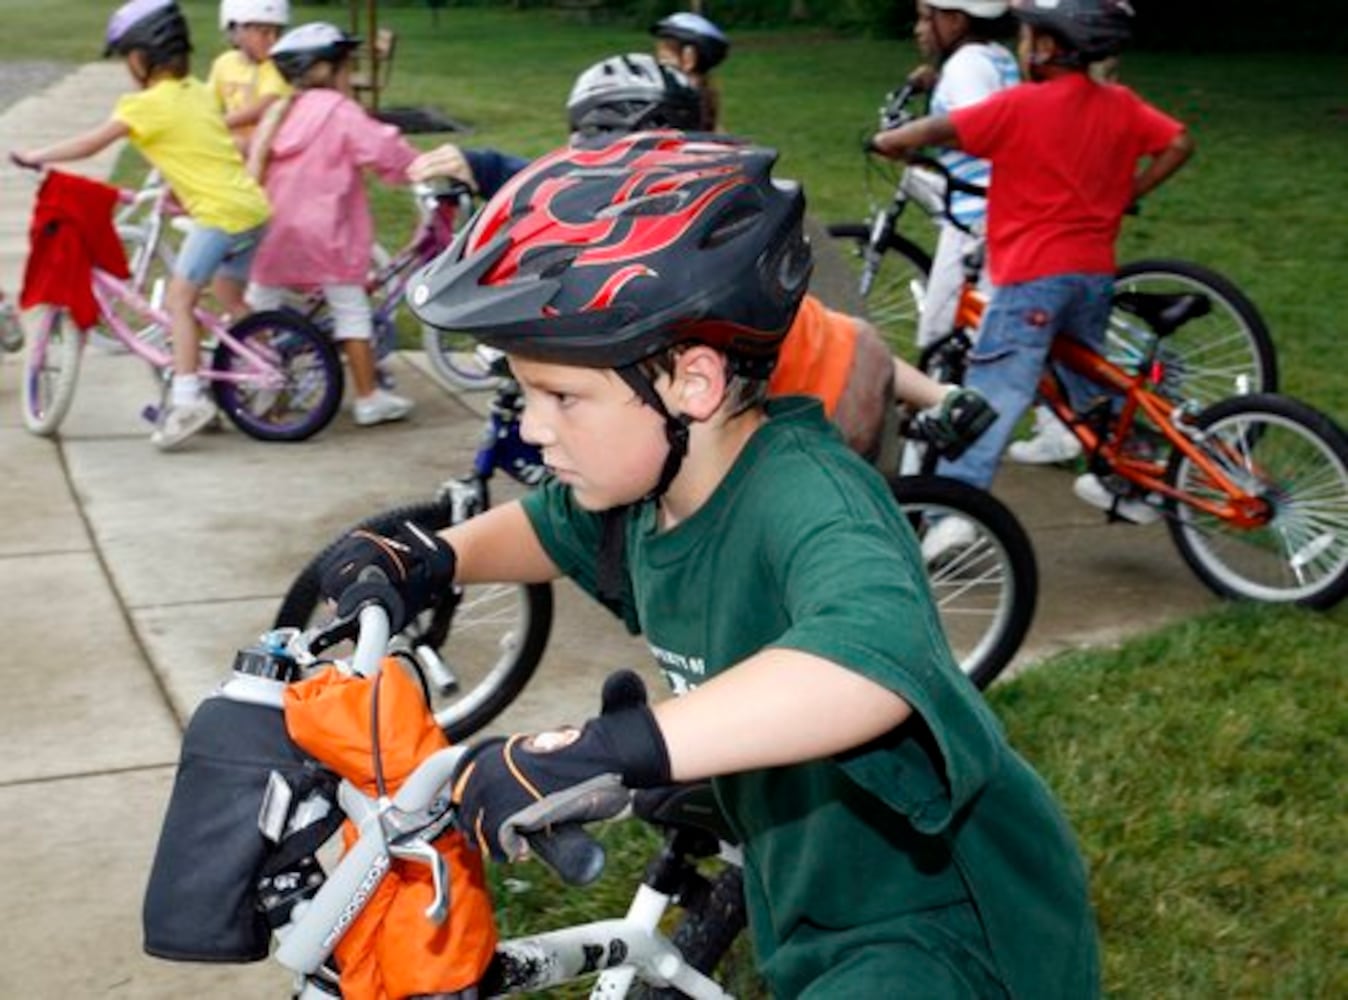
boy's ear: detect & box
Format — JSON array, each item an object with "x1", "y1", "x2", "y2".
[{"x1": 671, "y1": 344, "x2": 729, "y2": 420}]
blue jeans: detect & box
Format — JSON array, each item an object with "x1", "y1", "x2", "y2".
[
  {"x1": 174, "y1": 222, "x2": 265, "y2": 286},
  {"x1": 938, "y1": 273, "x2": 1114, "y2": 490}
]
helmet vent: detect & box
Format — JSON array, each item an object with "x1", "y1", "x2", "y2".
[
  {"x1": 702, "y1": 202, "x2": 762, "y2": 249},
  {"x1": 519, "y1": 244, "x2": 583, "y2": 279},
  {"x1": 601, "y1": 191, "x2": 687, "y2": 218}
]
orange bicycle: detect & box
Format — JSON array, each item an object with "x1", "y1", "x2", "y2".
[{"x1": 920, "y1": 281, "x2": 1348, "y2": 608}]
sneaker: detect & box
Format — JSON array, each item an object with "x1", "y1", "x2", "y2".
[
  {"x1": 1007, "y1": 406, "x2": 1082, "y2": 464},
  {"x1": 1073, "y1": 473, "x2": 1161, "y2": 525},
  {"x1": 353, "y1": 388, "x2": 414, "y2": 427},
  {"x1": 921, "y1": 515, "x2": 978, "y2": 565},
  {"x1": 151, "y1": 398, "x2": 217, "y2": 451}
]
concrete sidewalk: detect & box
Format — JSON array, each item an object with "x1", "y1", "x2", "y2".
[{"x1": 0, "y1": 65, "x2": 1218, "y2": 997}]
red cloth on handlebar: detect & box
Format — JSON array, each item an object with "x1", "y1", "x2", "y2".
[
  {"x1": 284, "y1": 664, "x2": 498, "y2": 1000},
  {"x1": 20, "y1": 170, "x2": 130, "y2": 329}
]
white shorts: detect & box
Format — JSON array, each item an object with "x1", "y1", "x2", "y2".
[{"x1": 247, "y1": 283, "x2": 373, "y2": 341}]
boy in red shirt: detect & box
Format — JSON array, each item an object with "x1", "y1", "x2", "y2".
[{"x1": 871, "y1": 0, "x2": 1192, "y2": 540}]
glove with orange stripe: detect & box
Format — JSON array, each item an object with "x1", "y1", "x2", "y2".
[
  {"x1": 318, "y1": 521, "x2": 456, "y2": 632},
  {"x1": 451, "y1": 671, "x2": 671, "y2": 862}
]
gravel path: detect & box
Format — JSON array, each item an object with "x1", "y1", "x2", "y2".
[{"x1": 0, "y1": 61, "x2": 71, "y2": 114}]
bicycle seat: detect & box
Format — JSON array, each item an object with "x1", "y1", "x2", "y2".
[
  {"x1": 1112, "y1": 290, "x2": 1212, "y2": 338},
  {"x1": 633, "y1": 782, "x2": 739, "y2": 846}
]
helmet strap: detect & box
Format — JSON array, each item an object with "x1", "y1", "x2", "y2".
[{"x1": 615, "y1": 363, "x2": 691, "y2": 501}]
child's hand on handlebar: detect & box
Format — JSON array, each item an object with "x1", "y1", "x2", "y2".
[
  {"x1": 407, "y1": 142, "x2": 478, "y2": 192},
  {"x1": 317, "y1": 521, "x2": 456, "y2": 631},
  {"x1": 905, "y1": 64, "x2": 938, "y2": 93},
  {"x1": 451, "y1": 671, "x2": 671, "y2": 862},
  {"x1": 10, "y1": 151, "x2": 42, "y2": 171}
]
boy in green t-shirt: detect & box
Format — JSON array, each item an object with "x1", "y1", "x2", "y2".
[{"x1": 317, "y1": 134, "x2": 1100, "y2": 998}]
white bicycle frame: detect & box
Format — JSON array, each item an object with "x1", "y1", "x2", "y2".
[{"x1": 274, "y1": 606, "x2": 734, "y2": 999}]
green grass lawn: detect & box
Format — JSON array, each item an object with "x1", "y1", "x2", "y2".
[{"x1": 10, "y1": 3, "x2": 1347, "y2": 994}]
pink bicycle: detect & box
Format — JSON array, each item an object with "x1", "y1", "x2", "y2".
[{"x1": 18, "y1": 168, "x2": 344, "y2": 442}]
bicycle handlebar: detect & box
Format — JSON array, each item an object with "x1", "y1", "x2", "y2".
[{"x1": 275, "y1": 597, "x2": 607, "y2": 974}]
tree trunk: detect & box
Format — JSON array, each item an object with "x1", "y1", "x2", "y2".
[{"x1": 789, "y1": 0, "x2": 809, "y2": 20}]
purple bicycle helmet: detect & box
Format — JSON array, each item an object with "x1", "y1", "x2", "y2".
[
  {"x1": 104, "y1": 0, "x2": 192, "y2": 61},
  {"x1": 650, "y1": 12, "x2": 730, "y2": 72},
  {"x1": 1012, "y1": 0, "x2": 1134, "y2": 64}
]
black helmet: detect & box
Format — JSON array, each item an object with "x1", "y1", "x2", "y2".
[
  {"x1": 1011, "y1": 0, "x2": 1133, "y2": 64},
  {"x1": 269, "y1": 22, "x2": 361, "y2": 84},
  {"x1": 650, "y1": 12, "x2": 730, "y2": 72},
  {"x1": 567, "y1": 54, "x2": 703, "y2": 137},
  {"x1": 409, "y1": 133, "x2": 811, "y2": 375},
  {"x1": 104, "y1": 0, "x2": 192, "y2": 61}
]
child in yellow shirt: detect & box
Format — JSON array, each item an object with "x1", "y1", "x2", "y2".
[
  {"x1": 210, "y1": 0, "x2": 291, "y2": 146},
  {"x1": 18, "y1": 0, "x2": 271, "y2": 451}
]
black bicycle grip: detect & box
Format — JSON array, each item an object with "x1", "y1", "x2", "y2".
[{"x1": 526, "y1": 824, "x2": 606, "y2": 887}]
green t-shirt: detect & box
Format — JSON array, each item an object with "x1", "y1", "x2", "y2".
[{"x1": 523, "y1": 397, "x2": 1099, "y2": 998}]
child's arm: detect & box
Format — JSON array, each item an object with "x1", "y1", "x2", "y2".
[
  {"x1": 653, "y1": 647, "x2": 912, "y2": 780},
  {"x1": 224, "y1": 95, "x2": 282, "y2": 133},
  {"x1": 443, "y1": 498, "x2": 563, "y2": 586},
  {"x1": 16, "y1": 119, "x2": 129, "y2": 166},
  {"x1": 870, "y1": 114, "x2": 958, "y2": 160},
  {"x1": 1133, "y1": 129, "x2": 1194, "y2": 202}
]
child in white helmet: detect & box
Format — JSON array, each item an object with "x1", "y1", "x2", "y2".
[
  {"x1": 908, "y1": 0, "x2": 1020, "y2": 352},
  {"x1": 245, "y1": 22, "x2": 422, "y2": 427},
  {"x1": 210, "y1": 0, "x2": 291, "y2": 145}
]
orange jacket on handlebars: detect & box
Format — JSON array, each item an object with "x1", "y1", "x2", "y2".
[{"x1": 284, "y1": 664, "x2": 498, "y2": 1000}]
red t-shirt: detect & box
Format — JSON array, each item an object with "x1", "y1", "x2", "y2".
[{"x1": 950, "y1": 74, "x2": 1183, "y2": 286}]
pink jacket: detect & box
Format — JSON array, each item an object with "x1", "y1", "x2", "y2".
[{"x1": 250, "y1": 89, "x2": 417, "y2": 286}]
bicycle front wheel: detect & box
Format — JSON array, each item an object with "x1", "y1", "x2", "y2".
[
  {"x1": 22, "y1": 308, "x2": 83, "y2": 436},
  {"x1": 892, "y1": 475, "x2": 1038, "y2": 687},
  {"x1": 1165, "y1": 393, "x2": 1348, "y2": 609},
  {"x1": 274, "y1": 499, "x2": 554, "y2": 742},
  {"x1": 826, "y1": 223, "x2": 931, "y2": 351},
  {"x1": 1112, "y1": 259, "x2": 1276, "y2": 408},
  {"x1": 211, "y1": 310, "x2": 343, "y2": 442}
]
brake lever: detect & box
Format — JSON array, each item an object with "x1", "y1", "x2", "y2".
[{"x1": 387, "y1": 836, "x2": 451, "y2": 924}]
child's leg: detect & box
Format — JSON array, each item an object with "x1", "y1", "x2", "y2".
[
  {"x1": 324, "y1": 284, "x2": 413, "y2": 426},
  {"x1": 917, "y1": 223, "x2": 979, "y2": 348},
  {"x1": 936, "y1": 277, "x2": 1075, "y2": 490}
]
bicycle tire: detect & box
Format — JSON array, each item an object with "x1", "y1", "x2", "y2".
[
  {"x1": 1164, "y1": 393, "x2": 1348, "y2": 609},
  {"x1": 825, "y1": 223, "x2": 932, "y2": 352},
  {"x1": 274, "y1": 499, "x2": 554, "y2": 742},
  {"x1": 891, "y1": 475, "x2": 1038, "y2": 688},
  {"x1": 211, "y1": 310, "x2": 344, "y2": 442},
  {"x1": 420, "y1": 321, "x2": 501, "y2": 392},
  {"x1": 1112, "y1": 258, "x2": 1277, "y2": 408},
  {"x1": 629, "y1": 865, "x2": 748, "y2": 1000},
  {"x1": 21, "y1": 308, "x2": 83, "y2": 436}
]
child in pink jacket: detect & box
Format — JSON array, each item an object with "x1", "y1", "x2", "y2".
[{"x1": 246, "y1": 22, "x2": 416, "y2": 426}]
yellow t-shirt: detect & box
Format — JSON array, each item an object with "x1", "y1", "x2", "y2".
[
  {"x1": 113, "y1": 77, "x2": 270, "y2": 234},
  {"x1": 208, "y1": 49, "x2": 291, "y2": 138}
]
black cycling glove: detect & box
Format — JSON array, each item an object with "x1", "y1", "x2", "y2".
[
  {"x1": 318, "y1": 520, "x2": 456, "y2": 632},
  {"x1": 451, "y1": 670, "x2": 671, "y2": 862}
]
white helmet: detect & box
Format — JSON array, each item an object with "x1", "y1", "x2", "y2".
[
  {"x1": 219, "y1": 0, "x2": 290, "y2": 31},
  {"x1": 925, "y1": 0, "x2": 1009, "y2": 17}
]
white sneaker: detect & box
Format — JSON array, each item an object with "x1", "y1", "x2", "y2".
[
  {"x1": 1008, "y1": 406, "x2": 1082, "y2": 464},
  {"x1": 353, "y1": 388, "x2": 414, "y2": 427},
  {"x1": 921, "y1": 515, "x2": 978, "y2": 564},
  {"x1": 151, "y1": 398, "x2": 217, "y2": 451},
  {"x1": 1073, "y1": 473, "x2": 1161, "y2": 525}
]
